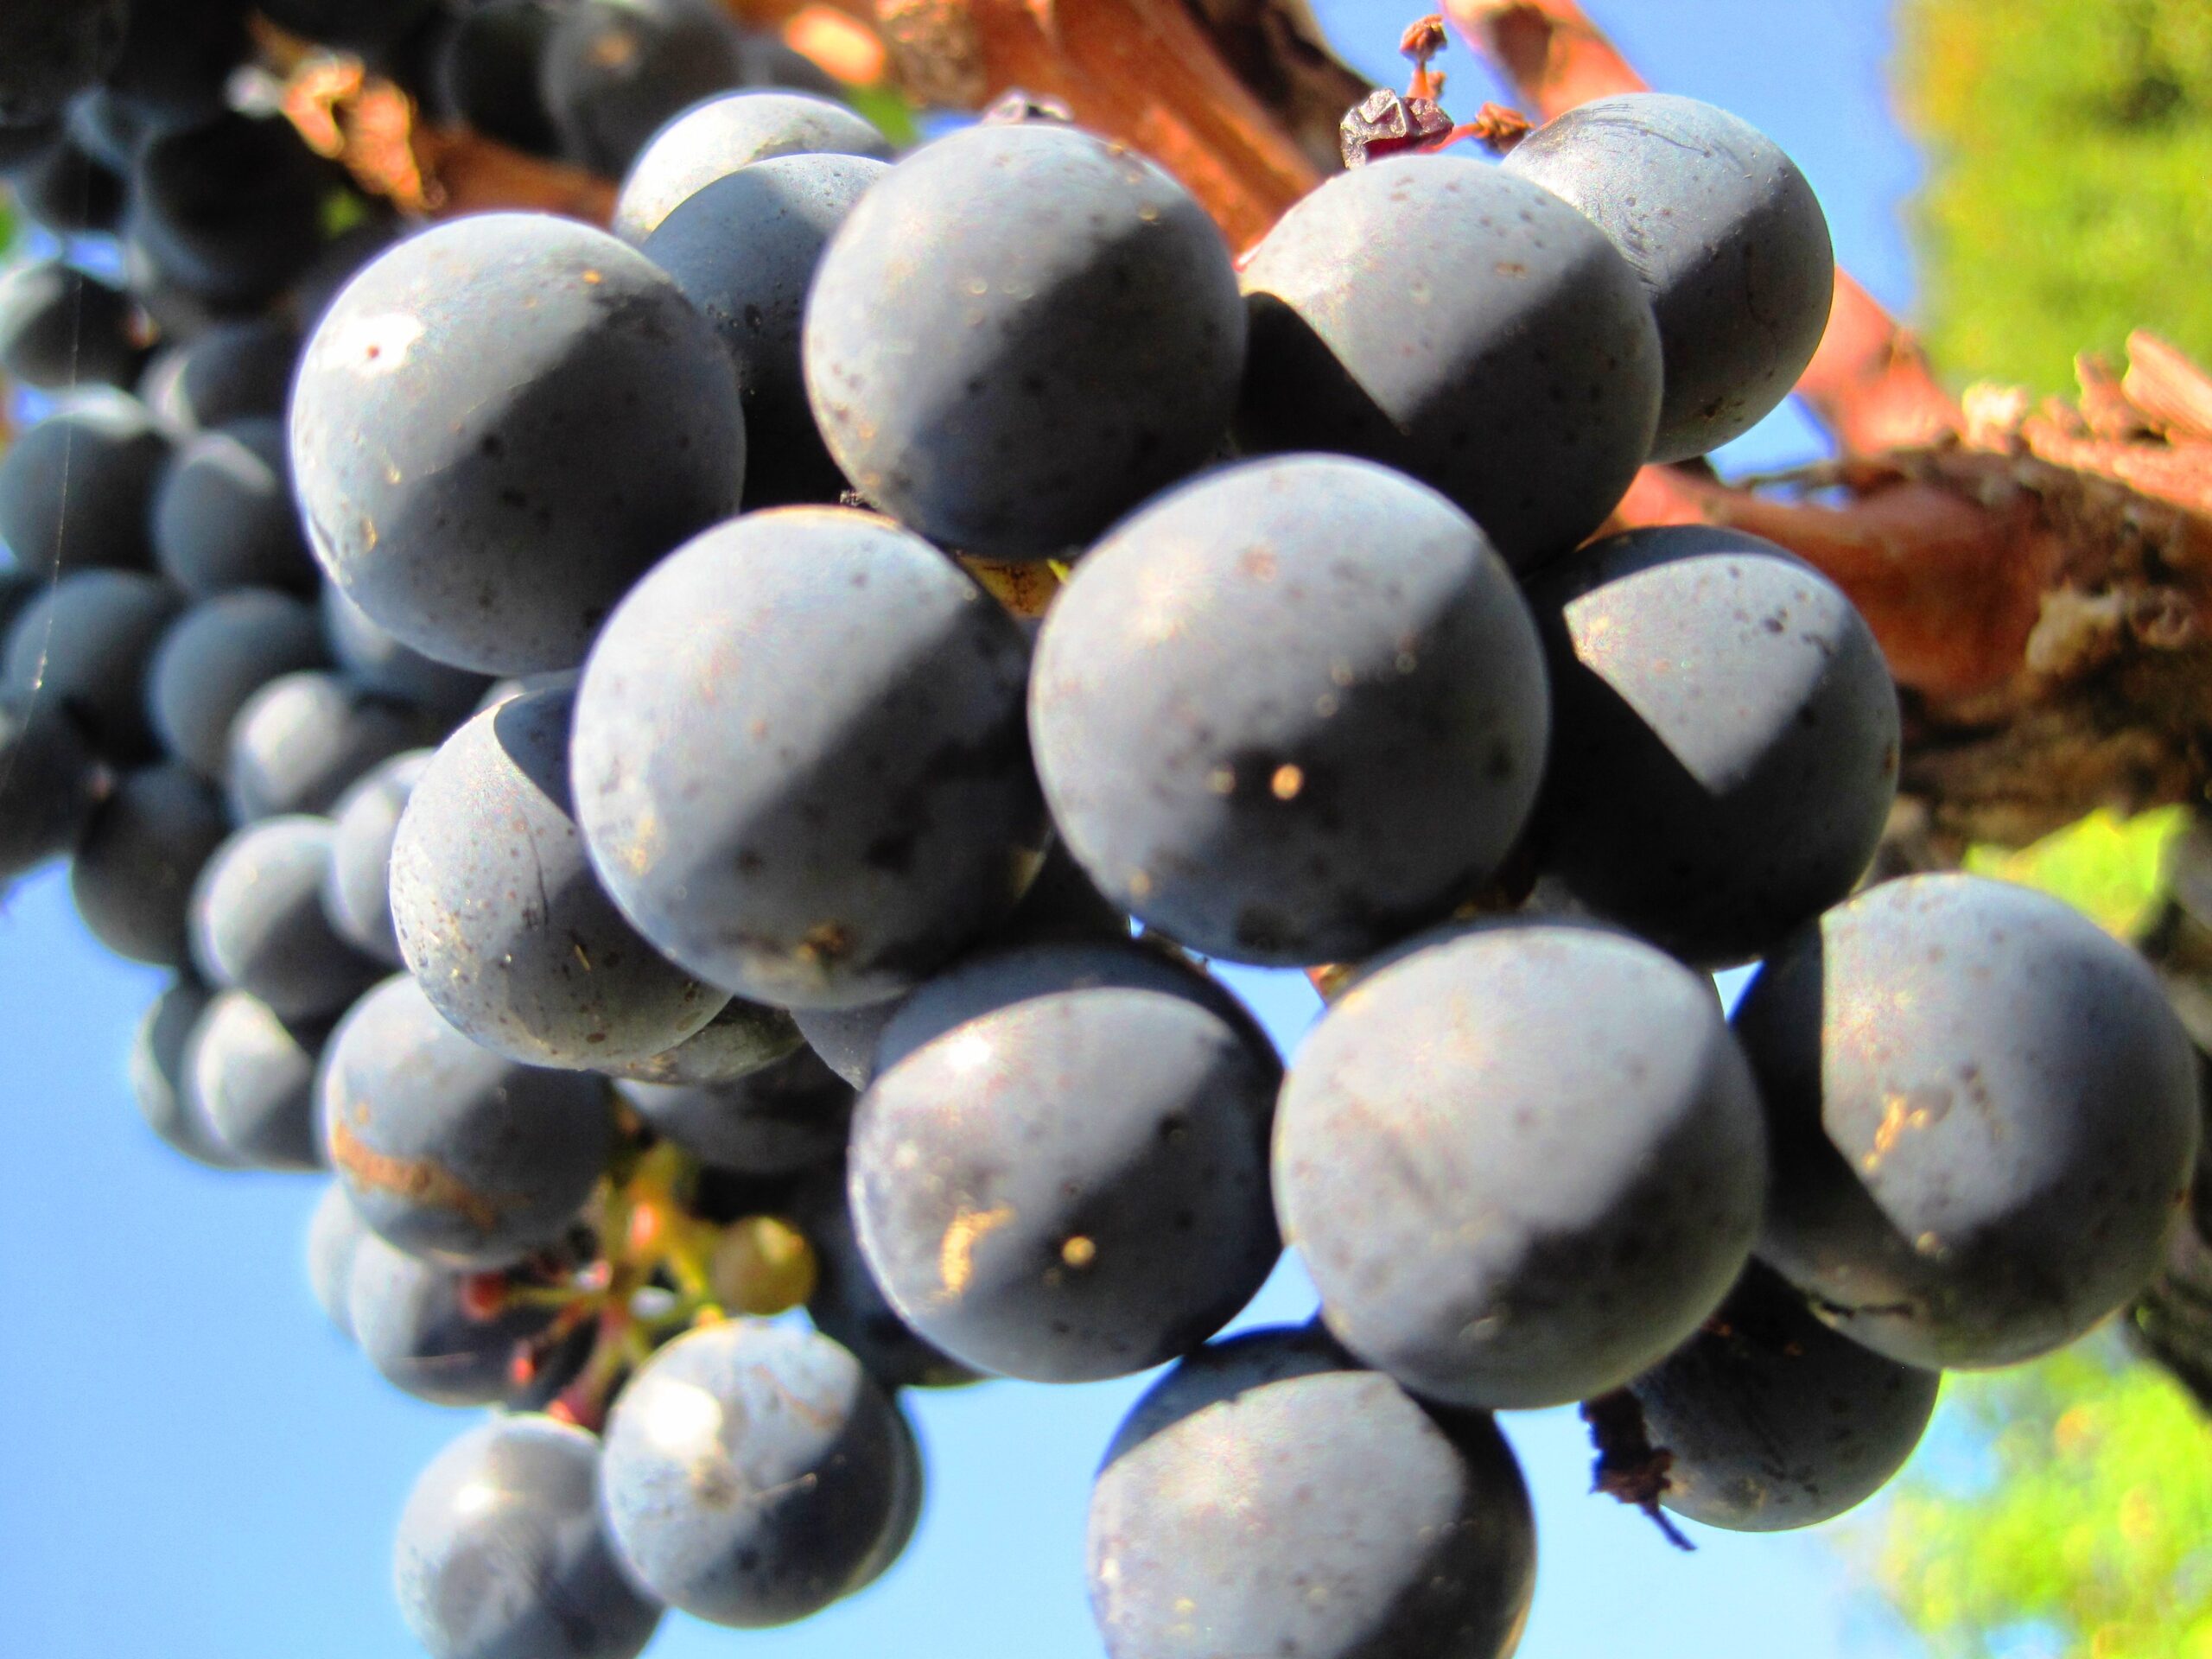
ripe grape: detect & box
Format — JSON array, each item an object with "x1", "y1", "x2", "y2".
[
  {"x1": 394, "y1": 1415, "x2": 664, "y2": 1659},
  {"x1": 146, "y1": 589, "x2": 329, "y2": 778},
  {"x1": 1237, "y1": 152, "x2": 1661, "y2": 569},
  {"x1": 615, "y1": 91, "x2": 891, "y2": 241},
  {"x1": 1733, "y1": 873, "x2": 2200, "y2": 1369},
  {"x1": 183, "y1": 990, "x2": 327, "y2": 1173},
  {"x1": 850, "y1": 941, "x2": 1281, "y2": 1382},
  {"x1": 644, "y1": 152, "x2": 888, "y2": 505},
  {"x1": 137, "y1": 315, "x2": 299, "y2": 432},
  {"x1": 189, "y1": 816, "x2": 385, "y2": 1020},
  {"x1": 129, "y1": 112, "x2": 333, "y2": 308},
  {"x1": 153, "y1": 417, "x2": 318, "y2": 597},
  {"x1": 571, "y1": 507, "x2": 1046, "y2": 1009},
  {"x1": 0, "y1": 258, "x2": 144, "y2": 390},
  {"x1": 292, "y1": 213, "x2": 746, "y2": 674},
  {"x1": 804, "y1": 122, "x2": 1246, "y2": 559},
  {"x1": 0, "y1": 2, "x2": 128, "y2": 127},
  {"x1": 435, "y1": 0, "x2": 564, "y2": 157},
  {"x1": 0, "y1": 391, "x2": 169, "y2": 578},
  {"x1": 1503, "y1": 93, "x2": 1835, "y2": 463},
  {"x1": 130, "y1": 976, "x2": 240, "y2": 1170},
  {"x1": 320, "y1": 585, "x2": 493, "y2": 718},
  {"x1": 598, "y1": 1319, "x2": 904, "y2": 1627},
  {"x1": 1031, "y1": 454, "x2": 1549, "y2": 965},
  {"x1": 320, "y1": 974, "x2": 614, "y2": 1268},
  {"x1": 3, "y1": 130, "x2": 124, "y2": 235},
  {"x1": 1624, "y1": 1261, "x2": 1940, "y2": 1532},
  {"x1": 308, "y1": 1180, "x2": 366, "y2": 1338},
  {"x1": 1275, "y1": 921, "x2": 1767, "y2": 1409},
  {"x1": 322, "y1": 750, "x2": 429, "y2": 969},
  {"x1": 599, "y1": 995, "x2": 803, "y2": 1087},
  {"x1": 348, "y1": 1230, "x2": 573, "y2": 1408},
  {"x1": 1087, "y1": 1325, "x2": 1536, "y2": 1659},
  {"x1": 790, "y1": 1166, "x2": 981, "y2": 1390},
  {"x1": 541, "y1": 0, "x2": 747, "y2": 176},
  {"x1": 100, "y1": 0, "x2": 250, "y2": 135},
  {"x1": 614, "y1": 1046, "x2": 853, "y2": 1175},
  {"x1": 391, "y1": 682, "x2": 725, "y2": 1068},
  {"x1": 3, "y1": 567, "x2": 181, "y2": 762},
  {"x1": 0, "y1": 694, "x2": 101, "y2": 880},
  {"x1": 225, "y1": 670, "x2": 444, "y2": 822},
  {"x1": 1524, "y1": 525, "x2": 1899, "y2": 966},
  {"x1": 71, "y1": 762, "x2": 228, "y2": 966}
]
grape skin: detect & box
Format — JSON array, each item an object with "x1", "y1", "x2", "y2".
[
  {"x1": 598, "y1": 1319, "x2": 903, "y2": 1627},
  {"x1": 129, "y1": 112, "x2": 333, "y2": 308},
  {"x1": 1523, "y1": 525, "x2": 1900, "y2": 967},
  {"x1": 435, "y1": 1, "x2": 565, "y2": 159},
  {"x1": 225, "y1": 670, "x2": 445, "y2": 823},
  {"x1": 256, "y1": 0, "x2": 435, "y2": 52},
  {"x1": 3, "y1": 568, "x2": 182, "y2": 763},
  {"x1": 291, "y1": 213, "x2": 746, "y2": 675},
  {"x1": 307, "y1": 1180, "x2": 367, "y2": 1339},
  {"x1": 390, "y1": 683, "x2": 725, "y2": 1069},
  {"x1": 129, "y1": 976, "x2": 241, "y2": 1171},
  {"x1": 597, "y1": 995, "x2": 803, "y2": 1087},
  {"x1": 850, "y1": 941, "x2": 1281, "y2": 1382},
  {"x1": 615, "y1": 1046, "x2": 853, "y2": 1176},
  {"x1": 1503, "y1": 93, "x2": 1835, "y2": 463},
  {"x1": 348, "y1": 1230, "x2": 571, "y2": 1408},
  {"x1": 1087, "y1": 1325, "x2": 1536, "y2": 1659},
  {"x1": 394, "y1": 1414, "x2": 663, "y2": 1659},
  {"x1": 182, "y1": 990, "x2": 328, "y2": 1173},
  {"x1": 138, "y1": 315, "x2": 298, "y2": 433},
  {"x1": 1624, "y1": 1261, "x2": 1940, "y2": 1533},
  {"x1": 1733, "y1": 873, "x2": 2200, "y2": 1370},
  {"x1": 189, "y1": 817, "x2": 385, "y2": 1021},
  {"x1": 613, "y1": 90, "x2": 891, "y2": 242},
  {"x1": 0, "y1": 694, "x2": 101, "y2": 880},
  {"x1": 71, "y1": 762, "x2": 229, "y2": 967},
  {"x1": 320, "y1": 585, "x2": 493, "y2": 719},
  {"x1": 146, "y1": 589, "x2": 329, "y2": 779},
  {"x1": 0, "y1": 391, "x2": 168, "y2": 579},
  {"x1": 152, "y1": 417, "x2": 318, "y2": 597},
  {"x1": 571, "y1": 507, "x2": 1046, "y2": 1009},
  {"x1": 1236, "y1": 153, "x2": 1662, "y2": 569},
  {"x1": 1275, "y1": 921, "x2": 1767, "y2": 1410},
  {"x1": 804, "y1": 122, "x2": 1247, "y2": 560},
  {"x1": 643, "y1": 152, "x2": 890, "y2": 506},
  {"x1": 322, "y1": 750, "x2": 429, "y2": 969},
  {"x1": 0, "y1": 259, "x2": 143, "y2": 391},
  {"x1": 1030, "y1": 454, "x2": 1550, "y2": 966},
  {"x1": 319, "y1": 975, "x2": 614, "y2": 1269},
  {"x1": 791, "y1": 1166, "x2": 982, "y2": 1391},
  {"x1": 540, "y1": 0, "x2": 747, "y2": 177}
]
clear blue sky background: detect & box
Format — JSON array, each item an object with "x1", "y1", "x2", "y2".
[{"x1": 0, "y1": 4, "x2": 1931, "y2": 1656}]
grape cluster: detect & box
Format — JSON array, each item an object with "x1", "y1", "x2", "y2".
[{"x1": 1, "y1": 10, "x2": 2201, "y2": 1659}]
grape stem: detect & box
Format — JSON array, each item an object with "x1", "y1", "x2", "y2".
[{"x1": 1580, "y1": 1390, "x2": 1694, "y2": 1553}]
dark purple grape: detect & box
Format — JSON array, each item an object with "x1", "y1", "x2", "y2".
[
  {"x1": 600, "y1": 995, "x2": 803, "y2": 1087},
  {"x1": 0, "y1": 259, "x2": 145, "y2": 390},
  {"x1": 540, "y1": 0, "x2": 747, "y2": 176},
  {"x1": 71, "y1": 761, "x2": 228, "y2": 965},
  {"x1": 130, "y1": 976, "x2": 241, "y2": 1170},
  {"x1": 1237, "y1": 152, "x2": 1661, "y2": 569},
  {"x1": 101, "y1": 0, "x2": 251, "y2": 136},
  {"x1": 3, "y1": 130, "x2": 126, "y2": 234},
  {"x1": 146, "y1": 589, "x2": 329, "y2": 778},
  {"x1": 643, "y1": 151, "x2": 888, "y2": 505},
  {"x1": 791, "y1": 1166, "x2": 981, "y2": 1391},
  {"x1": 257, "y1": 0, "x2": 435, "y2": 51},
  {"x1": 320, "y1": 584, "x2": 493, "y2": 719},
  {"x1": 391, "y1": 682, "x2": 726, "y2": 1068},
  {"x1": 599, "y1": 1319, "x2": 903, "y2": 1626},
  {"x1": 0, "y1": 694, "x2": 102, "y2": 880},
  {"x1": 189, "y1": 816, "x2": 385, "y2": 1020},
  {"x1": 321, "y1": 749, "x2": 429, "y2": 969},
  {"x1": 1733, "y1": 873, "x2": 2200, "y2": 1369},
  {"x1": 435, "y1": 0, "x2": 565, "y2": 158},
  {"x1": 153, "y1": 417, "x2": 319, "y2": 597},
  {"x1": 395, "y1": 1414, "x2": 663, "y2": 1659},
  {"x1": 614, "y1": 90, "x2": 890, "y2": 241},
  {"x1": 851, "y1": 941, "x2": 1280, "y2": 1382},
  {"x1": 572, "y1": 507, "x2": 1046, "y2": 1009},
  {"x1": 183, "y1": 990, "x2": 328, "y2": 1172},
  {"x1": 128, "y1": 112, "x2": 334, "y2": 308},
  {"x1": 3, "y1": 567, "x2": 181, "y2": 762},
  {"x1": 1624, "y1": 1261, "x2": 1939, "y2": 1532},
  {"x1": 1502, "y1": 93, "x2": 1834, "y2": 462},
  {"x1": 804, "y1": 122, "x2": 1246, "y2": 560},
  {"x1": 0, "y1": 2, "x2": 129, "y2": 127},
  {"x1": 349, "y1": 1230, "x2": 567, "y2": 1407},
  {"x1": 1276, "y1": 921, "x2": 1766, "y2": 1409},
  {"x1": 292, "y1": 213, "x2": 746, "y2": 674},
  {"x1": 320, "y1": 974, "x2": 614, "y2": 1268},
  {"x1": 137, "y1": 315, "x2": 299, "y2": 434},
  {"x1": 1088, "y1": 1325, "x2": 1535, "y2": 1659},
  {"x1": 614, "y1": 1046, "x2": 852, "y2": 1175},
  {"x1": 307, "y1": 1179, "x2": 366, "y2": 1338},
  {"x1": 225, "y1": 670, "x2": 446, "y2": 823},
  {"x1": 0, "y1": 392, "x2": 170, "y2": 579},
  {"x1": 1525, "y1": 525, "x2": 1898, "y2": 966},
  {"x1": 1032, "y1": 454, "x2": 1549, "y2": 966}
]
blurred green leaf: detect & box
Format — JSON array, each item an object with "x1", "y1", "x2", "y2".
[{"x1": 1962, "y1": 806, "x2": 2190, "y2": 940}]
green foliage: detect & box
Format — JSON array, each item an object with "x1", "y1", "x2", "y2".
[
  {"x1": 1872, "y1": 1338, "x2": 2212, "y2": 1659},
  {"x1": 1897, "y1": 0, "x2": 2212, "y2": 393},
  {"x1": 1963, "y1": 806, "x2": 2189, "y2": 941}
]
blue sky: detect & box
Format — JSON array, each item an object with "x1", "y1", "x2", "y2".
[{"x1": 0, "y1": 4, "x2": 1929, "y2": 1656}]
